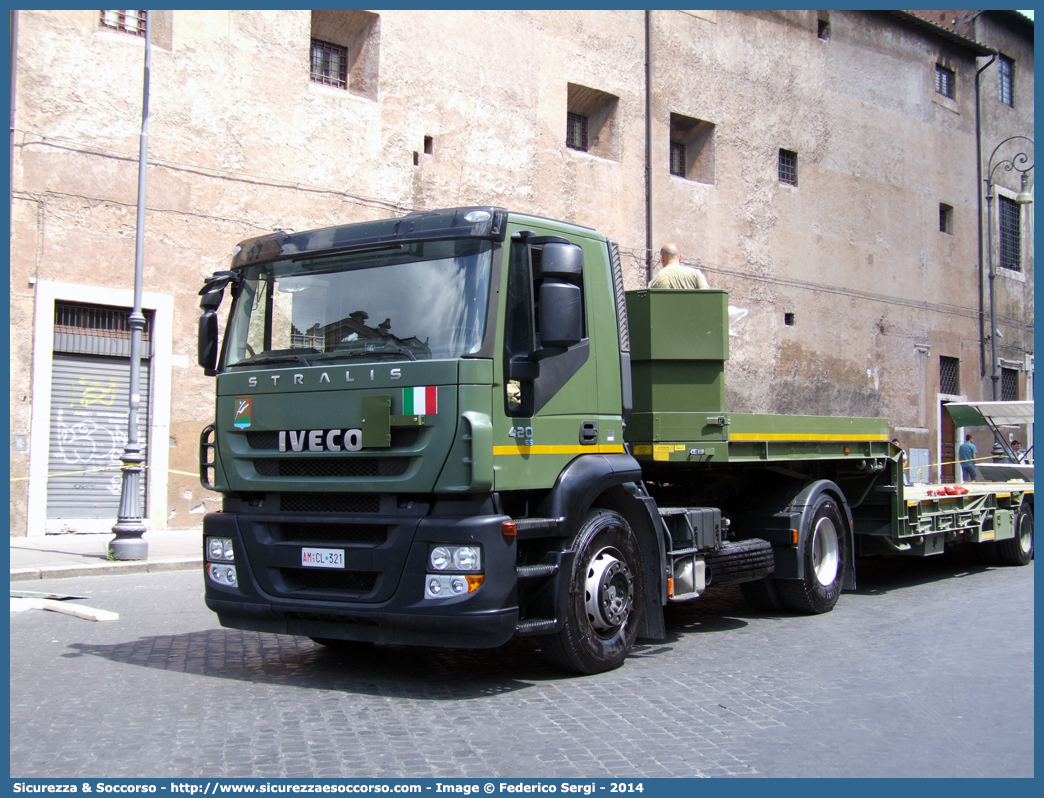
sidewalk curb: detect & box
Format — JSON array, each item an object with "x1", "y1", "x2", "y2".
[{"x1": 10, "y1": 557, "x2": 203, "y2": 582}]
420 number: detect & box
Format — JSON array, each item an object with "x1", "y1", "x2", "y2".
[{"x1": 508, "y1": 426, "x2": 534, "y2": 440}]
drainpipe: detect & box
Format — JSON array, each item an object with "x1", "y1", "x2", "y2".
[
  {"x1": 10, "y1": 10, "x2": 17, "y2": 225},
  {"x1": 973, "y1": 13, "x2": 997, "y2": 379},
  {"x1": 644, "y1": 10, "x2": 652, "y2": 283}
]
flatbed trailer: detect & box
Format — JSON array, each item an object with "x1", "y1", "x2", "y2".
[{"x1": 196, "y1": 206, "x2": 1033, "y2": 673}]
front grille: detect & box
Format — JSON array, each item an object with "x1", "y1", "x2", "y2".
[
  {"x1": 280, "y1": 493, "x2": 381, "y2": 514},
  {"x1": 246, "y1": 428, "x2": 420, "y2": 450},
  {"x1": 247, "y1": 431, "x2": 280, "y2": 450},
  {"x1": 254, "y1": 458, "x2": 409, "y2": 478},
  {"x1": 281, "y1": 523, "x2": 387, "y2": 545},
  {"x1": 281, "y1": 569, "x2": 378, "y2": 594}
]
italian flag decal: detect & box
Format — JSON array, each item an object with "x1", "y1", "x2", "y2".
[{"x1": 403, "y1": 386, "x2": 438, "y2": 415}]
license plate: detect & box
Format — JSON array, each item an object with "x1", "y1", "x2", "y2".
[{"x1": 301, "y1": 547, "x2": 345, "y2": 569}]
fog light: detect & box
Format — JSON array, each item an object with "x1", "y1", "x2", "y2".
[
  {"x1": 207, "y1": 562, "x2": 237, "y2": 587},
  {"x1": 425, "y1": 574, "x2": 483, "y2": 599},
  {"x1": 428, "y1": 578, "x2": 442, "y2": 595},
  {"x1": 451, "y1": 577, "x2": 467, "y2": 594}
]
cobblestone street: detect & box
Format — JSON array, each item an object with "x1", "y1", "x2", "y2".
[{"x1": 10, "y1": 552, "x2": 1033, "y2": 778}]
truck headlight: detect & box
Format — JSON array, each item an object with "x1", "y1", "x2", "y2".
[
  {"x1": 428, "y1": 544, "x2": 482, "y2": 572},
  {"x1": 207, "y1": 537, "x2": 234, "y2": 562}
]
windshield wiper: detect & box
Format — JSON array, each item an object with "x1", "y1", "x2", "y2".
[
  {"x1": 313, "y1": 347, "x2": 418, "y2": 362},
  {"x1": 228, "y1": 353, "x2": 314, "y2": 368}
]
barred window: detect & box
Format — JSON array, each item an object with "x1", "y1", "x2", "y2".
[
  {"x1": 100, "y1": 10, "x2": 146, "y2": 37},
  {"x1": 778, "y1": 149, "x2": 797, "y2": 186},
  {"x1": 998, "y1": 195, "x2": 1021, "y2": 271},
  {"x1": 669, "y1": 141, "x2": 685, "y2": 177},
  {"x1": 1001, "y1": 367, "x2": 1019, "y2": 402},
  {"x1": 939, "y1": 203, "x2": 953, "y2": 234},
  {"x1": 940, "y1": 356, "x2": 959, "y2": 396},
  {"x1": 935, "y1": 64, "x2": 955, "y2": 99},
  {"x1": 311, "y1": 39, "x2": 348, "y2": 90},
  {"x1": 566, "y1": 112, "x2": 588, "y2": 152},
  {"x1": 999, "y1": 56, "x2": 1014, "y2": 107}
]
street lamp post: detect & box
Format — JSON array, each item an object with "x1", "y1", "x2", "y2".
[
  {"x1": 984, "y1": 136, "x2": 1033, "y2": 459},
  {"x1": 110, "y1": 11, "x2": 152, "y2": 561}
]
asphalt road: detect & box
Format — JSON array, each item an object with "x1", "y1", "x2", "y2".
[{"x1": 10, "y1": 551, "x2": 1034, "y2": 778}]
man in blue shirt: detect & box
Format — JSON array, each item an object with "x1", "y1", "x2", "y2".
[{"x1": 958, "y1": 434, "x2": 978, "y2": 482}]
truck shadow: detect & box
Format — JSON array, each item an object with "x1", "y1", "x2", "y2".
[
  {"x1": 66, "y1": 629, "x2": 574, "y2": 695},
  {"x1": 852, "y1": 549, "x2": 1003, "y2": 596}
]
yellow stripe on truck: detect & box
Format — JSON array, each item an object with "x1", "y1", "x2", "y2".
[
  {"x1": 493, "y1": 444, "x2": 626, "y2": 456},
  {"x1": 729, "y1": 433, "x2": 890, "y2": 442}
]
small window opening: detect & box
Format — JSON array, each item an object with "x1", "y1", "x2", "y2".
[
  {"x1": 940, "y1": 356, "x2": 959, "y2": 395},
  {"x1": 311, "y1": 39, "x2": 348, "y2": 90},
  {"x1": 423, "y1": 136, "x2": 433, "y2": 155},
  {"x1": 784, "y1": 312, "x2": 795, "y2": 327},
  {"x1": 412, "y1": 151, "x2": 419, "y2": 167},
  {"x1": 779, "y1": 149, "x2": 798, "y2": 186},
  {"x1": 566, "y1": 112, "x2": 588, "y2": 152},
  {"x1": 935, "y1": 64, "x2": 955, "y2": 99},
  {"x1": 1001, "y1": 367, "x2": 1019, "y2": 401},
  {"x1": 669, "y1": 141, "x2": 685, "y2": 177},
  {"x1": 998, "y1": 195, "x2": 1021, "y2": 271},
  {"x1": 817, "y1": 19, "x2": 830, "y2": 40},
  {"x1": 100, "y1": 10, "x2": 146, "y2": 36},
  {"x1": 939, "y1": 203, "x2": 954, "y2": 235},
  {"x1": 999, "y1": 56, "x2": 1014, "y2": 107}
]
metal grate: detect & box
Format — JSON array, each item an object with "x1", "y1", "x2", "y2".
[
  {"x1": 254, "y1": 458, "x2": 409, "y2": 478},
  {"x1": 935, "y1": 64, "x2": 955, "y2": 99},
  {"x1": 1001, "y1": 368, "x2": 1019, "y2": 402},
  {"x1": 100, "y1": 10, "x2": 146, "y2": 36},
  {"x1": 999, "y1": 56, "x2": 1014, "y2": 106},
  {"x1": 939, "y1": 203, "x2": 953, "y2": 234},
  {"x1": 282, "y1": 569, "x2": 378, "y2": 594},
  {"x1": 566, "y1": 112, "x2": 588, "y2": 152},
  {"x1": 54, "y1": 302, "x2": 151, "y2": 340},
  {"x1": 940, "y1": 356, "x2": 959, "y2": 396},
  {"x1": 280, "y1": 523, "x2": 387, "y2": 544},
  {"x1": 669, "y1": 141, "x2": 686, "y2": 177},
  {"x1": 310, "y1": 38, "x2": 348, "y2": 90},
  {"x1": 279, "y1": 493, "x2": 381, "y2": 514},
  {"x1": 778, "y1": 149, "x2": 797, "y2": 186},
  {"x1": 998, "y1": 196, "x2": 1021, "y2": 271}
]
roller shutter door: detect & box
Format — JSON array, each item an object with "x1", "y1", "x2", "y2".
[{"x1": 46, "y1": 354, "x2": 150, "y2": 519}]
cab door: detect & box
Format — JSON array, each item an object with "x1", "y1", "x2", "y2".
[{"x1": 492, "y1": 222, "x2": 605, "y2": 491}]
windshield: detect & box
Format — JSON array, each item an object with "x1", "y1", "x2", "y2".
[{"x1": 222, "y1": 239, "x2": 494, "y2": 369}]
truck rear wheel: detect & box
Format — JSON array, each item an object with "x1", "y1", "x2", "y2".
[
  {"x1": 997, "y1": 504, "x2": 1034, "y2": 566},
  {"x1": 541, "y1": 509, "x2": 642, "y2": 675},
  {"x1": 777, "y1": 495, "x2": 848, "y2": 614}
]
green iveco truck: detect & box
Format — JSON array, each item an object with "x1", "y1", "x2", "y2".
[{"x1": 197, "y1": 206, "x2": 1034, "y2": 674}]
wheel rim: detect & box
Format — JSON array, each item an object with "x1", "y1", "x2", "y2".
[
  {"x1": 1018, "y1": 513, "x2": 1033, "y2": 556},
  {"x1": 584, "y1": 546, "x2": 634, "y2": 635},
  {"x1": 811, "y1": 517, "x2": 840, "y2": 587}
]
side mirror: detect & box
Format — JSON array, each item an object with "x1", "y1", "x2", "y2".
[
  {"x1": 198, "y1": 311, "x2": 219, "y2": 376},
  {"x1": 535, "y1": 242, "x2": 583, "y2": 280},
  {"x1": 538, "y1": 281, "x2": 582, "y2": 347}
]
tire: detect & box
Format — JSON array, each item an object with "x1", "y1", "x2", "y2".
[
  {"x1": 541, "y1": 509, "x2": 643, "y2": 675},
  {"x1": 777, "y1": 495, "x2": 849, "y2": 614},
  {"x1": 740, "y1": 576, "x2": 784, "y2": 612},
  {"x1": 997, "y1": 504, "x2": 1034, "y2": 566}
]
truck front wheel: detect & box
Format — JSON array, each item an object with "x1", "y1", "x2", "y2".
[
  {"x1": 777, "y1": 495, "x2": 848, "y2": 614},
  {"x1": 541, "y1": 509, "x2": 643, "y2": 675}
]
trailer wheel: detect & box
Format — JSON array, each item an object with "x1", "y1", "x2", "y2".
[
  {"x1": 740, "y1": 576, "x2": 784, "y2": 612},
  {"x1": 777, "y1": 496, "x2": 848, "y2": 614},
  {"x1": 997, "y1": 504, "x2": 1034, "y2": 566},
  {"x1": 541, "y1": 509, "x2": 642, "y2": 675}
]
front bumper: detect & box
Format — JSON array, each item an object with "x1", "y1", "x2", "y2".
[{"x1": 202, "y1": 509, "x2": 519, "y2": 649}]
